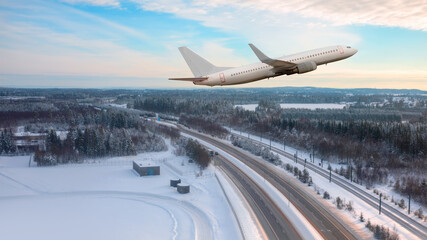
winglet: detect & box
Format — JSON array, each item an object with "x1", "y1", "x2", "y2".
[{"x1": 248, "y1": 43, "x2": 273, "y2": 63}]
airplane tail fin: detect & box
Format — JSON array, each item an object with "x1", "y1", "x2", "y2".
[{"x1": 178, "y1": 47, "x2": 231, "y2": 77}]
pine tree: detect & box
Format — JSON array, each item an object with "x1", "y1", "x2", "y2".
[
  {"x1": 360, "y1": 212, "x2": 365, "y2": 222},
  {"x1": 0, "y1": 131, "x2": 4, "y2": 153}
]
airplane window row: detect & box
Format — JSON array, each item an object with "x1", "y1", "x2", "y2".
[
  {"x1": 289, "y1": 49, "x2": 338, "y2": 62},
  {"x1": 231, "y1": 66, "x2": 269, "y2": 76}
]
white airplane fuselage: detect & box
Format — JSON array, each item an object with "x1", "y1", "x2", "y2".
[{"x1": 197, "y1": 45, "x2": 357, "y2": 86}]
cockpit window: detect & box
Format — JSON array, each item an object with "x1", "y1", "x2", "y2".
[{"x1": 347, "y1": 46, "x2": 351, "y2": 48}]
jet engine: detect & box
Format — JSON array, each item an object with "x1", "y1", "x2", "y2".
[{"x1": 285, "y1": 61, "x2": 317, "y2": 75}]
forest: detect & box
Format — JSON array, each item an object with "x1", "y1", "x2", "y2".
[
  {"x1": 131, "y1": 92, "x2": 427, "y2": 205},
  {"x1": 1, "y1": 87, "x2": 426, "y2": 204}
]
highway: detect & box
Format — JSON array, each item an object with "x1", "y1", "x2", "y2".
[
  {"x1": 236, "y1": 133, "x2": 427, "y2": 240},
  {"x1": 217, "y1": 155, "x2": 302, "y2": 240},
  {"x1": 178, "y1": 125, "x2": 360, "y2": 240}
]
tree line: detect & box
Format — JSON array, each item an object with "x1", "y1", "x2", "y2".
[{"x1": 0, "y1": 129, "x2": 15, "y2": 154}]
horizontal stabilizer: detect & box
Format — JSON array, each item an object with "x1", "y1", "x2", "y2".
[
  {"x1": 168, "y1": 77, "x2": 208, "y2": 82},
  {"x1": 249, "y1": 43, "x2": 296, "y2": 68}
]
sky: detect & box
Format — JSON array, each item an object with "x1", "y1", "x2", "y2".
[{"x1": 0, "y1": 0, "x2": 426, "y2": 90}]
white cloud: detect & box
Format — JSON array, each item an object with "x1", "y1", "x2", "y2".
[
  {"x1": 136, "y1": 0, "x2": 427, "y2": 31},
  {"x1": 132, "y1": 0, "x2": 363, "y2": 54},
  {"x1": 61, "y1": 0, "x2": 120, "y2": 7}
]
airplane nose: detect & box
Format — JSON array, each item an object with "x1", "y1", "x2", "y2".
[{"x1": 353, "y1": 48, "x2": 358, "y2": 54}]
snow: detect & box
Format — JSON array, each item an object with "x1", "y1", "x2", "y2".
[
  {"x1": 234, "y1": 103, "x2": 347, "y2": 111},
  {"x1": 13, "y1": 132, "x2": 45, "y2": 137},
  {"x1": 0, "y1": 142, "x2": 241, "y2": 240},
  {"x1": 228, "y1": 128, "x2": 425, "y2": 240},
  {"x1": 0, "y1": 155, "x2": 31, "y2": 168},
  {"x1": 109, "y1": 103, "x2": 128, "y2": 108},
  {"x1": 55, "y1": 130, "x2": 68, "y2": 140}
]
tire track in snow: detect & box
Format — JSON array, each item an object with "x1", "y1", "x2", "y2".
[
  {"x1": 0, "y1": 190, "x2": 213, "y2": 240},
  {"x1": 0, "y1": 171, "x2": 42, "y2": 193}
]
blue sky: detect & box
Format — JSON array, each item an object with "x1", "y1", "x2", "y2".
[{"x1": 0, "y1": 0, "x2": 426, "y2": 89}]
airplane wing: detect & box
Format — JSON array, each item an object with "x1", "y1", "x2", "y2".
[
  {"x1": 249, "y1": 43, "x2": 296, "y2": 68},
  {"x1": 168, "y1": 77, "x2": 208, "y2": 82}
]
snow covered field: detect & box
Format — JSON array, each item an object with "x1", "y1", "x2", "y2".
[
  {"x1": 0, "y1": 144, "x2": 241, "y2": 240},
  {"x1": 234, "y1": 103, "x2": 347, "y2": 111}
]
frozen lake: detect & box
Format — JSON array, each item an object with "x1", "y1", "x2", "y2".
[{"x1": 234, "y1": 103, "x2": 347, "y2": 111}]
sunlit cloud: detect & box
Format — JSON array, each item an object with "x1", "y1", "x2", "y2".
[
  {"x1": 61, "y1": 0, "x2": 120, "y2": 7},
  {"x1": 136, "y1": 0, "x2": 427, "y2": 31}
]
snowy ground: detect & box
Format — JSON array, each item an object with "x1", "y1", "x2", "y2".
[
  {"x1": 0, "y1": 142, "x2": 241, "y2": 240},
  {"x1": 234, "y1": 103, "x2": 347, "y2": 111},
  {"x1": 229, "y1": 129, "x2": 425, "y2": 240}
]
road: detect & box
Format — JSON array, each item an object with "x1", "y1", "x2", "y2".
[
  {"x1": 178, "y1": 126, "x2": 359, "y2": 240},
  {"x1": 217, "y1": 155, "x2": 302, "y2": 240},
  {"x1": 236, "y1": 133, "x2": 427, "y2": 240}
]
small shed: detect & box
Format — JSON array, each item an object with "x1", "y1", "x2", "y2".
[
  {"x1": 133, "y1": 161, "x2": 160, "y2": 176},
  {"x1": 170, "y1": 179, "x2": 181, "y2": 187},
  {"x1": 177, "y1": 183, "x2": 190, "y2": 194}
]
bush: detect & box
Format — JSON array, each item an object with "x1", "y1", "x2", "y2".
[
  {"x1": 360, "y1": 212, "x2": 365, "y2": 222},
  {"x1": 365, "y1": 221, "x2": 399, "y2": 240},
  {"x1": 398, "y1": 199, "x2": 406, "y2": 209},
  {"x1": 414, "y1": 208, "x2": 424, "y2": 219},
  {"x1": 34, "y1": 150, "x2": 57, "y2": 166},
  {"x1": 346, "y1": 201, "x2": 353, "y2": 212},
  {"x1": 366, "y1": 219, "x2": 373, "y2": 231},
  {"x1": 184, "y1": 139, "x2": 211, "y2": 169},
  {"x1": 293, "y1": 167, "x2": 299, "y2": 176},
  {"x1": 336, "y1": 197, "x2": 343, "y2": 209},
  {"x1": 323, "y1": 191, "x2": 330, "y2": 199}
]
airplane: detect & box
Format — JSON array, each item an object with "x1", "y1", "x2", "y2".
[{"x1": 169, "y1": 44, "x2": 358, "y2": 86}]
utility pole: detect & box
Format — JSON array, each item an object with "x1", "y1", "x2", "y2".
[
  {"x1": 304, "y1": 158, "x2": 307, "y2": 169},
  {"x1": 408, "y1": 193, "x2": 411, "y2": 214},
  {"x1": 269, "y1": 139, "x2": 271, "y2": 150},
  {"x1": 379, "y1": 193, "x2": 382, "y2": 215},
  {"x1": 295, "y1": 151, "x2": 298, "y2": 163},
  {"x1": 350, "y1": 165, "x2": 353, "y2": 182},
  {"x1": 312, "y1": 145, "x2": 315, "y2": 163},
  {"x1": 283, "y1": 138, "x2": 286, "y2": 151},
  {"x1": 329, "y1": 168, "x2": 332, "y2": 183}
]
